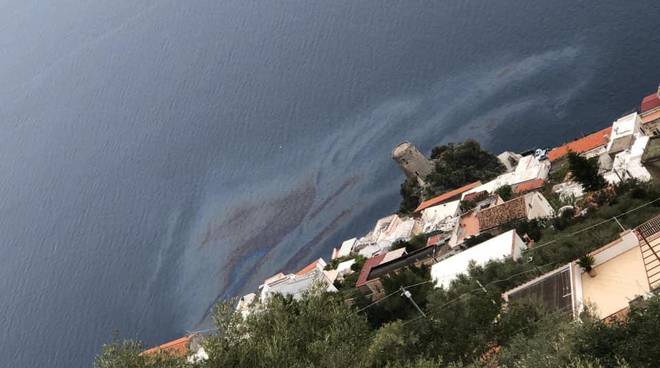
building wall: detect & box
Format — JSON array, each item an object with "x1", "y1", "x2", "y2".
[
  {"x1": 609, "y1": 135, "x2": 635, "y2": 155},
  {"x1": 511, "y1": 232, "x2": 526, "y2": 260},
  {"x1": 524, "y1": 192, "x2": 555, "y2": 219},
  {"x1": 580, "y1": 247, "x2": 650, "y2": 319},
  {"x1": 392, "y1": 142, "x2": 434, "y2": 185}
]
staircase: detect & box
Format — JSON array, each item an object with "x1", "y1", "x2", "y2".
[{"x1": 636, "y1": 215, "x2": 660, "y2": 291}]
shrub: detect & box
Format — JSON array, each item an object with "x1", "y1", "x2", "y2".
[{"x1": 495, "y1": 185, "x2": 513, "y2": 201}]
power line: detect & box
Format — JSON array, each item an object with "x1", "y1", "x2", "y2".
[
  {"x1": 340, "y1": 197, "x2": 660, "y2": 305},
  {"x1": 203, "y1": 197, "x2": 659, "y2": 338},
  {"x1": 373, "y1": 199, "x2": 659, "y2": 322},
  {"x1": 356, "y1": 289, "x2": 402, "y2": 312},
  {"x1": 352, "y1": 198, "x2": 660, "y2": 315}
]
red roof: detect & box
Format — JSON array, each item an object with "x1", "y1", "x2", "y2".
[
  {"x1": 426, "y1": 234, "x2": 446, "y2": 247},
  {"x1": 513, "y1": 179, "x2": 545, "y2": 194},
  {"x1": 547, "y1": 127, "x2": 612, "y2": 162},
  {"x1": 296, "y1": 260, "x2": 321, "y2": 276},
  {"x1": 463, "y1": 190, "x2": 488, "y2": 203},
  {"x1": 296, "y1": 258, "x2": 325, "y2": 276},
  {"x1": 641, "y1": 92, "x2": 660, "y2": 114},
  {"x1": 415, "y1": 181, "x2": 482, "y2": 213},
  {"x1": 355, "y1": 254, "x2": 386, "y2": 288},
  {"x1": 141, "y1": 336, "x2": 191, "y2": 358}
]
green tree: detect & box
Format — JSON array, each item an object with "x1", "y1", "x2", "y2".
[
  {"x1": 94, "y1": 339, "x2": 147, "y2": 368},
  {"x1": 366, "y1": 321, "x2": 420, "y2": 367},
  {"x1": 496, "y1": 312, "x2": 578, "y2": 368},
  {"x1": 204, "y1": 292, "x2": 371, "y2": 368},
  {"x1": 567, "y1": 152, "x2": 606, "y2": 191},
  {"x1": 421, "y1": 279, "x2": 502, "y2": 363},
  {"x1": 425, "y1": 140, "x2": 504, "y2": 198},
  {"x1": 94, "y1": 338, "x2": 189, "y2": 368},
  {"x1": 400, "y1": 178, "x2": 422, "y2": 214},
  {"x1": 572, "y1": 295, "x2": 660, "y2": 367}
]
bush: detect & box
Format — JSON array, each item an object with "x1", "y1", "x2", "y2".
[{"x1": 495, "y1": 185, "x2": 513, "y2": 201}]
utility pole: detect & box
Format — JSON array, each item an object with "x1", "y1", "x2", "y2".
[{"x1": 400, "y1": 286, "x2": 427, "y2": 318}]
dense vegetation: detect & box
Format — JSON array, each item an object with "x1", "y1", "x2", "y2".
[
  {"x1": 399, "y1": 140, "x2": 504, "y2": 214},
  {"x1": 97, "y1": 181, "x2": 660, "y2": 368}
]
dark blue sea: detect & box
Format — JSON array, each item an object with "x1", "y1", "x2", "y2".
[{"x1": 1, "y1": 1, "x2": 659, "y2": 366}]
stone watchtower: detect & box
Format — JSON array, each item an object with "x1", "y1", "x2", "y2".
[{"x1": 392, "y1": 141, "x2": 434, "y2": 186}]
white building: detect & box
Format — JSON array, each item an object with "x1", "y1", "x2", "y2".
[
  {"x1": 462, "y1": 155, "x2": 549, "y2": 198},
  {"x1": 603, "y1": 134, "x2": 652, "y2": 184},
  {"x1": 354, "y1": 214, "x2": 416, "y2": 257},
  {"x1": 511, "y1": 155, "x2": 551, "y2": 185},
  {"x1": 259, "y1": 259, "x2": 337, "y2": 302},
  {"x1": 607, "y1": 112, "x2": 642, "y2": 155},
  {"x1": 333, "y1": 237, "x2": 358, "y2": 259},
  {"x1": 431, "y1": 230, "x2": 526, "y2": 289},
  {"x1": 420, "y1": 199, "x2": 461, "y2": 233},
  {"x1": 335, "y1": 258, "x2": 356, "y2": 278},
  {"x1": 357, "y1": 243, "x2": 381, "y2": 258},
  {"x1": 259, "y1": 268, "x2": 337, "y2": 302},
  {"x1": 498, "y1": 151, "x2": 523, "y2": 172}
]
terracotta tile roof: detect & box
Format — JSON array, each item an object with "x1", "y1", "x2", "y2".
[
  {"x1": 476, "y1": 197, "x2": 527, "y2": 231},
  {"x1": 296, "y1": 261, "x2": 319, "y2": 276},
  {"x1": 141, "y1": 336, "x2": 191, "y2": 358},
  {"x1": 415, "y1": 181, "x2": 482, "y2": 213},
  {"x1": 355, "y1": 254, "x2": 386, "y2": 288},
  {"x1": 641, "y1": 92, "x2": 660, "y2": 114},
  {"x1": 513, "y1": 179, "x2": 545, "y2": 194},
  {"x1": 547, "y1": 127, "x2": 612, "y2": 162}
]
